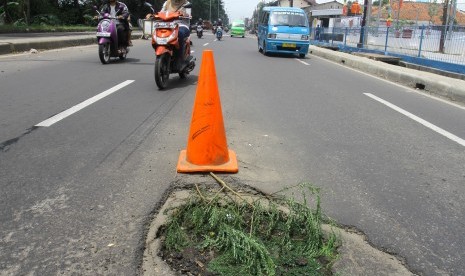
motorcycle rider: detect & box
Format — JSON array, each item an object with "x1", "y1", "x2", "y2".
[
  {"x1": 197, "y1": 18, "x2": 203, "y2": 28},
  {"x1": 212, "y1": 20, "x2": 217, "y2": 33},
  {"x1": 196, "y1": 18, "x2": 203, "y2": 36},
  {"x1": 100, "y1": 0, "x2": 132, "y2": 47},
  {"x1": 147, "y1": 0, "x2": 190, "y2": 70},
  {"x1": 216, "y1": 18, "x2": 223, "y2": 37}
]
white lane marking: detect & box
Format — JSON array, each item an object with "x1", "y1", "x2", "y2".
[
  {"x1": 312, "y1": 55, "x2": 465, "y2": 110},
  {"x1": 364, "y1": 93, "x2": 465, "y2": 147},
  {"x1": 295, "y1": 58, "x2": 309, "y2": 65},
  {"x1": 36, "y1": 80, "x2": 134, "y2": 127},
  {"x1": 203, "y1": 43, "x2": 209, "y2": 46}
]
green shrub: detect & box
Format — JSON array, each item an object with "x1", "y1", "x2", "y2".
[{"x1": 160, "y1": 181, "x2": 339, "y2": 276}]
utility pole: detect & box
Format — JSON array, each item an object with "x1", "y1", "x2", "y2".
[
  {"x1": 25, "y1": 0, "x2": 30, "y2": 25},
  {"x1": 210, "y1": 0, "x2": 212, "y2": 21},
  {"x1": 439, "y1": 0, "x2": 449, "y2": 53},
  {"x1": 447, "y1": 0, "x2": 457, "y2": 39},
  {"x1": 358, "y1": 0, "x2": 369, "y2": 47}
]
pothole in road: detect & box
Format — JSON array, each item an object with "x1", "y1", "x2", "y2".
[{"x1": 142, "y1": 173, "x2": 414, "y2": 276}]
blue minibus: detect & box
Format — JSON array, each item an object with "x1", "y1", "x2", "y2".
[{"x1": 257, "y1": 7, "x2": 310, "y2": 57}]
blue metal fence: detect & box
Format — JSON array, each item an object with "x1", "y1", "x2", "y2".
[{"x1": 311, "y1": 25, "x2": 465, "y2": 75}]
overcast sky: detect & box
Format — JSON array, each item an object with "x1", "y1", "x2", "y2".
[
  {"x1": 223, "y1": 0, "x2": 465, "y2": 21},
  {"x1": 223, "y1": 0, "x2": 260, "y2": 20}
]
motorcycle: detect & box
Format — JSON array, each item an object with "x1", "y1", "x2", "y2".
[
  {"x1": 196, "y1": 24, "x2": 203, "y2": 38},
  {"x1": 144, "y1": 2, "x2": 196, "y2": 89},
  {"x1": 216, "y1": 26, "x2": 223, "y2": 40},
  {"x1": 94, "y1": 7, "x2": 129, "y2": 64}
]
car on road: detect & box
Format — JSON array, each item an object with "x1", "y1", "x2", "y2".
[
  {"x1": 257, "y1": 7, "x2": 310, "y2": 58},
  {"x1": 230, "y1": 20, "x2": 245, "y2": 38}
]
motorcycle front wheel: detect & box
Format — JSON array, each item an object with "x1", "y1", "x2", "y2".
[
  {"x1": 155, "y1": 54, "x2": 170, "y2": 89},
  {"x1": 99, "y1": 43, "x2": 111, "y2": 64}
]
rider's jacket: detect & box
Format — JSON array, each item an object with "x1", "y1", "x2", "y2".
[{"x1": 101, "y1": 2, "x2": 129, "y2": 20}]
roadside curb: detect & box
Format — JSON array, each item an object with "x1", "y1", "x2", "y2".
[
  {"x1": 0, "y1": 32, "x2": 142, "y2": 55},
  {"x1": 0, "y1": 37, "x2": 95, "y2": 55},
  {"x1": 309, "y1": 45, "x2": 465, "y2": 106}
]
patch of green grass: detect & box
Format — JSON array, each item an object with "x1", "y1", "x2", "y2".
[
  {"x1": 160, "y1": 179, "x2": 339, "y2": 276},
  {"x1": 0, "y1": 24, "x2": 94, "y2": 33}
]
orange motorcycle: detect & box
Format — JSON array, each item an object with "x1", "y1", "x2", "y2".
[{"x1": 144, "y1": 2, "x2": 196, "y2": 89}]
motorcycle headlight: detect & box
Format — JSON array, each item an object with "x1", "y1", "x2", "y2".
[{"x1": 100, "y1": 19, "x2": 111, "y2": 32}]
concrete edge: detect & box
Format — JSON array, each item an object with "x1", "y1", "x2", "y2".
[
  {"x1": 0, "y1": 32, "x2": 142, "y2": 55},
  {"x1": 0, "y1": 42, "x2": 14, "y2": 55},
  {"x1": 0, "y1": 37, "x2": 95, "y2": 55},
  {"x1": 309, "y1": 45, "x2": 465, "y2": 106}
]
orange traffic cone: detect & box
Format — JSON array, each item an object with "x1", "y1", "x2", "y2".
[{"x1": 177, "y1": 50, "x2": 238, "y2": 173}]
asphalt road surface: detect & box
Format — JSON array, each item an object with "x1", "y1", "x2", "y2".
[{"x1": 1, "y1": 33, "x2": 465, "y2": 275}]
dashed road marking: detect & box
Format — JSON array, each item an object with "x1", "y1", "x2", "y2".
[
  {"x1": 364, "y1": 93, "x2": 465, "y2": 147},
  {"x1": 295, "y1": 58, "x2": 309, "y2": 65},
  {"x1": 36, "y1": 80, "x2": 134, "y2": 127}
]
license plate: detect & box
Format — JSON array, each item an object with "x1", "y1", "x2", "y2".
[
  {"x1": 282, "y1": 43, "x2": 296, "y2": 48},
  {"x1": 96, "y1": 32, "x2": 111, "y2": 37},
  {"x1": 156, "y1": 38, "x2": 168, "y2": 45}
]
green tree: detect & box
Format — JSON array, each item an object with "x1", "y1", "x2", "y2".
[
  {"x1": 427, "y1": 0, "x2": 439, "y2": 25},
  {"x1": 1, "y1": 0, "x2": 229, "y2": 27},
  {"x1": 1, "y1": 1, "x2": 20, "y2": 24}
]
